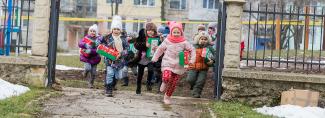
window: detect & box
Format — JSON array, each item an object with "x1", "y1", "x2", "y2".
[
  {"x1": 134, "y1": 0, "x2": 155, "y2": 6},
  {"x1": 106, "y1": 0, "x2": 122, "y2": 4},
  {"x1": 203, "y1": 0, "x2": 218, "y2": 9},
  {"x1": 170, "y1": 0, "x2": 186, "y2": 10},
  {"x1": 133, "y1": 19, "x2": 144, "y2": 32}
]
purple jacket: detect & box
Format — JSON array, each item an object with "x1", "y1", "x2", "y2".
[{"x1": 79, "y1": 35, "x2": 102, "y2": 65}]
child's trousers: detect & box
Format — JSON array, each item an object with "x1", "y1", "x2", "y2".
[
  {"x1": 84, "y1": 63, "x2": 97, "y2": 85},
  {"x1": 162, "y1": 70, "x2": 181, "y2": 97},
  {"x1": 186, "y1": 70, "x2": 208, "y2": 97}
]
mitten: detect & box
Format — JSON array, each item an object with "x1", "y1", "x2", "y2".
[{"x1": 84, "y1": 49, "x2": 91, "y2": 54}]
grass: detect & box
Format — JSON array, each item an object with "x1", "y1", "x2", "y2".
[
  {"x1": 0, "y1": 87, "x2": 57, "y2": 118},
  {"x1": 211, "y1": 101, "x2": 272, "y2": 118},
  {"x1": 56, "y1": 55, "x2": 106, "y2": 70}
]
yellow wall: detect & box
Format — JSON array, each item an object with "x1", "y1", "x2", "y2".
[{"x1": 97, "y1": 0, "x2": 161, "y2": 19}]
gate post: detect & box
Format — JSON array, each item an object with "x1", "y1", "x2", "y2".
[
  {"x1": 31, "y1": 0, "x2": 51, "y2": 56},
  {"x1": 224, "y1": 0, "x2": 246, "y2": 68}
]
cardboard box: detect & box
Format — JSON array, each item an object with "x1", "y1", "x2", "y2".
[
  {"x1": 97, "y1": 44, "x2": 119, "y2": 61},
  {"x1": 146, "y1": 38, "x2": 160, "y2": 58},
  {"x1": 281, "y1": 89, "x2": 319, "y2": 107},
  {"x1": 179, "y1": 51, "x2": 190, "y2": 67}
]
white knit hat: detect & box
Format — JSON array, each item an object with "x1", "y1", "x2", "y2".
[
  {"x1": 111, "y1": 15, "x2": 122, "y2": 30},
  {"x1": 208, "y1": 22, "x2": 218, "y2": 29},
  {"x1": 89, "y1": 24, "x2": 98, "y2": 36},
  {"x1": 194, "y1": 31, "x2": 212, "y2": 44}
]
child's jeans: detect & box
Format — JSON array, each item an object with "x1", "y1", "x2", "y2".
[
  {"x1": 162, "y1": 70, "x2": 181, "y2": 97},
  {"x1": 106, "y1": 66, "x2": 128, "y2": 85},
  {"x1": 84, "y1": 63, "x2": 97, "y2": 84}
]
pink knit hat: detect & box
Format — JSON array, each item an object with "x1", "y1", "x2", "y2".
[{"x1": 167, "y1": 21, "x2": 185, "y2": 43}]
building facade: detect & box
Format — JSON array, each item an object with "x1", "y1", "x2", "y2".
[{"x1": 97, "y1": 0, "x2": 162, "y2": 34}]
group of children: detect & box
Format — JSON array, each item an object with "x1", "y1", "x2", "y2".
[{"x1": 79, "y1": 15, "x2": 217, "y2": 104}]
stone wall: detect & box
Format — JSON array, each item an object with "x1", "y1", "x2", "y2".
[
  {"x1": 0, "y1": 56, "x2": 48, "y2": 87},
  {"x1": 221, "y1": 68, "x2": 325, "y2": 107}
]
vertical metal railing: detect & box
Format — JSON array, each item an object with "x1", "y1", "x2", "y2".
[
  {"x1": 242, "y1": 4, "x2": 325, "y2": 74},
  {"x1": 214, "y1": 1, "x2": 226, "y2": 99},
  {"x1": 0, "y1": 0, "x2": 33, "y2": 56}
]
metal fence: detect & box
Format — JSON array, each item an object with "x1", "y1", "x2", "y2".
[
  {"x1": 241, "y1": 3, "x2": 325, "y2": 74},
  {"x1": 0, "y1": 0, "x2": 33, "y2": 56}
]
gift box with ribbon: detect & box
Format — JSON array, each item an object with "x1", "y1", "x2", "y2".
[
  {"x1": 201, "y1": 48, "x2": 213, "y2": 63},
  {"x1": 146, "y1": 38, "x2": 160, "y2": 58},
  {"x1": 179, "y1": 50, "x2": 190, "y2": 67},
  {"x1": 97, "y1": 44, "x2": 120, "y2": 61},
  {"x1": 83, "y1": 37, "x2": 96, "y2": 47},
  {"x1": 80, "y1": 48, "x2": 90, "y2": 57}
]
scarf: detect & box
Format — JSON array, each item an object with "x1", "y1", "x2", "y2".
[
  {"x1": 167, "y1": 34, "x2": 185, "y2": 43},
  {"x1": 113, "y1": 35, "x2": 123, "y2": 52}
]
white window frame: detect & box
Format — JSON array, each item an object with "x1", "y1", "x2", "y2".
[
  {"x1": 106, "y1": 0, "x2": 122, "y2": 4},
  {"x1": 203, "y1": 0, "x2": 218, "y2": 9},
  {"x1": 169, "y1": 0, "x2": 186, "y2": 10},
  {"x1": 133, "y1": 19, "x2": 144, "y2": 32},
  {"x1": 134, "y1": 0, "x2": 155, "y2": 7}
]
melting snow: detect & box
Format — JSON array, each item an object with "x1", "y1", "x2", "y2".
[
  {"x1": 255, "y1": 105, "x2": 325, "y2": 118},
  {"x1": 0, "y1": 79, "x2": 30, "y2": 100}
]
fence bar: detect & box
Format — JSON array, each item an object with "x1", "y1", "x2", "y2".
[
  {"x1": 1, "y1": 0, "x2": 8, "y2": 55},
  {"x1": 286, "y1": 6, "x2": 293, "y2": 68},
  {"x1": 294, "y1": 6, "x2": 300, "y2": 70},
  {"x1": 48, "y1": 0, "x2": 61, "y2": 87},
  {"x1": 246, "y1": 3, "x2": 252, "y2": 66},
  {"x1": 11, "y1": 0, "x2": 15, "y2": 55},
  {"x1": 262, "y1": 4, "x2": 268, "y2": 67},
  {"x1": 303, "y1": 7, "x2": 309, "y2": 70},
  {"x1": 254, "y1": 4, "x2": 260, "y2": 67},
  {"x1": 271, "y1": 4, "x2": 276, "y2": 68},
  {"x1": 214, "y1": 1, "x2": 226, "y2": 99},
  {"x1": 320, "y1": 8, "x2": 324, "y2": 72},
  {"x1": 25, "y1": 0, "x2": 31, "y2": 53},
  {"x1": 311, "y1": 6, "x2": 317, "y2": 70},
  {"x1": 17, "y1": 0, "x2": 23, "y2": 54},
  {"x1": 5, "y1": 0, "x2": 13, "y2": 56},
  {"x1": 278, "y1": 5, "x2": 284, "y2": 68},
  {"x1": 310, "y1": 7, "x2": 316, "y2": 70}
]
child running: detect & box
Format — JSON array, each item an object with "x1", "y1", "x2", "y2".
[
  {"x1": 186, "y1": 31, "x2": 215, "y2": 98},
  {"x1": 78, "y1": 24, "x2": 101, "y2": 89},
  {"x1": 152, "y1": 21, "x2": 196, "y2": 104},
  {"x1": 99, "y1": 16, "x2": 128, "y2": 97}
]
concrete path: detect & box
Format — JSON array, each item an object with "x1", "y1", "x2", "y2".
[{"x1": 41, "y1": 87, "x2": 213, "y2": 118}]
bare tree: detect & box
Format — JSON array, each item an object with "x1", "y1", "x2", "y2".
[{"x1": 115, "y1": 0, "x2": 119, "y2": 15}]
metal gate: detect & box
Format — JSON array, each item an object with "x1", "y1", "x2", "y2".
[
  {"x1": 214, "y1": 1, "x2": 227, "y2": 99},
  {"x1": 0, "y1": 0, "x2": 33, "y2": 56}
]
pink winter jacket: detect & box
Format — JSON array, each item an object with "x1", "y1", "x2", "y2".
[{"x1": 152, "y1": 39, "x2": 196, "y2": 75}]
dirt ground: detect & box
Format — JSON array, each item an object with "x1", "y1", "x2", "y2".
[
  {"x1": 56, "y1": 69, "x2": 217, "y2": 99},
  {"x1": 40, "y1": 87, "x2": 213, "y2": 118}
]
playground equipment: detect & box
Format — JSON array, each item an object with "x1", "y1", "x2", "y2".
[{"x1": 0, "y1": 0, "x2": 25, "y2": 56}]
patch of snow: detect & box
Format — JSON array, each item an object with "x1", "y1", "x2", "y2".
[
  {"x1": 255, "y1": 105, "x2": 325, "y2": 118},
  {"x1": 57, "y1": 53, "x2": 79, "y2": 56},
  {"x1": 0, "y1": 79, "x2": 30, "y2": 100},
  {"x1": 56, "y1": 65, "x2": 83, "y2": 71}
]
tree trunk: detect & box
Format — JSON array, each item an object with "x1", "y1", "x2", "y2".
[
  {"x1": 111, "y1": 0, "x2": 114, "y2": 17},
  {"x1": 115, "y1": 0, "x2": 119, "y2": 15},
  {"x1": 161, "y1": 0, "x2": 165, "y2": 21}
]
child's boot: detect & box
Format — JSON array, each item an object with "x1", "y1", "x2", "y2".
[
  {"x1": 163, "y1": 94, "x2": 171, "y2": 104},
  {"x1": 88, "y1": 76, "x2": 95, "y2": 89},
  {"x1": 106, "y1": 84, "x2": 113, "y2": 97},
  {"x1": 136, "y1": 85, "x2": 141, "y2": 95},
  {"x1": 122, "y1": 77, "x2": 128, "y2": 86}
]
